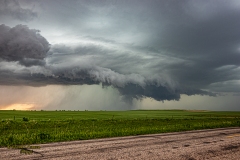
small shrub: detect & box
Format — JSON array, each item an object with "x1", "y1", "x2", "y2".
[
  {"x1": 22, "y1": 117, "x2": 29, "y2": 122},
  {"x1": 8, "y1": 135, "x2": 14, "y2": 143},
  {"x1": 37, "y1": 133, "x2": 50, "y2": 140}
]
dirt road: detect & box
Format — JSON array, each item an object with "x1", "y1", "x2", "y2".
[{"x1": 1, "y1": 127, "x2": 240, "y2": 160}]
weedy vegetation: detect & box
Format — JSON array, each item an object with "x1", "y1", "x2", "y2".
[{"x1": 0, "y1": 110, "x2": 240, "y2": 147}]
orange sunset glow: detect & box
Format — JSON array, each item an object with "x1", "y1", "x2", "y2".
[{"x1": 2, "y1": 103, "x2": 36, "y2": 110}]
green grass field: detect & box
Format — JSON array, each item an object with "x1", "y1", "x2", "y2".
[{"x1": 1, "y1": 110, "x2": 240, "y2": 147}]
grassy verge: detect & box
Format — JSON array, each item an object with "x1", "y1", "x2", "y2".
[{"x1": 0, "y1": 110, "x2": 240, "y2": 147}]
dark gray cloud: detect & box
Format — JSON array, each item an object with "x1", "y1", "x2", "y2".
[
  {"x1": 209, "y1": 80, "x2": 240, "y2": 93},
  {"x1": 0, "y1": 57, "x2": 214, "y2": 103},
  {"x1": 0, "y1": 0, "x2": 240, "y2": 108},
  {"x1": 0, "y1": 24, "x2": 50, "y2": 66}
]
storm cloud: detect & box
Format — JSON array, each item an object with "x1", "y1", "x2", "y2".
[
  {"x1": 0, "y1": 24, "x2": 50, "y2": 66},
  {"x1": 0, "y1": 0, "x2": 37, "y2": 22},
  {"x1": 0, "y1": 0, "x2": 240, "y2": 109}
]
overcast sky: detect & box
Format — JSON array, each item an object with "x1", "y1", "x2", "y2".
[{"x1": 0, "y1": 0, "x2": 240, "y2": 110}]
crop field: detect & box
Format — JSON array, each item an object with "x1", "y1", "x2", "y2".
[{"x1": 0, "y1": 110, "x2": 240, "y2": 147}]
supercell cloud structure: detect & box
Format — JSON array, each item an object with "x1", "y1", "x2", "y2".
[
  {"x1": 0, "y1": 24, "x2": 214, "y2": 102},
  {"x1": 0, "y1": 0, "x2": 240, "y2": 107}
]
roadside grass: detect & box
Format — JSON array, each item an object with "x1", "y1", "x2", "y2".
[{"x1": 0, "y1": 110, "x2": 240, "y2": 147}]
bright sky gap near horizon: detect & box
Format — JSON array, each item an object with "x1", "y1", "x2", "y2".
[{"x1": 0, "y1": 0, "x2": 240, "y2": 111}]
